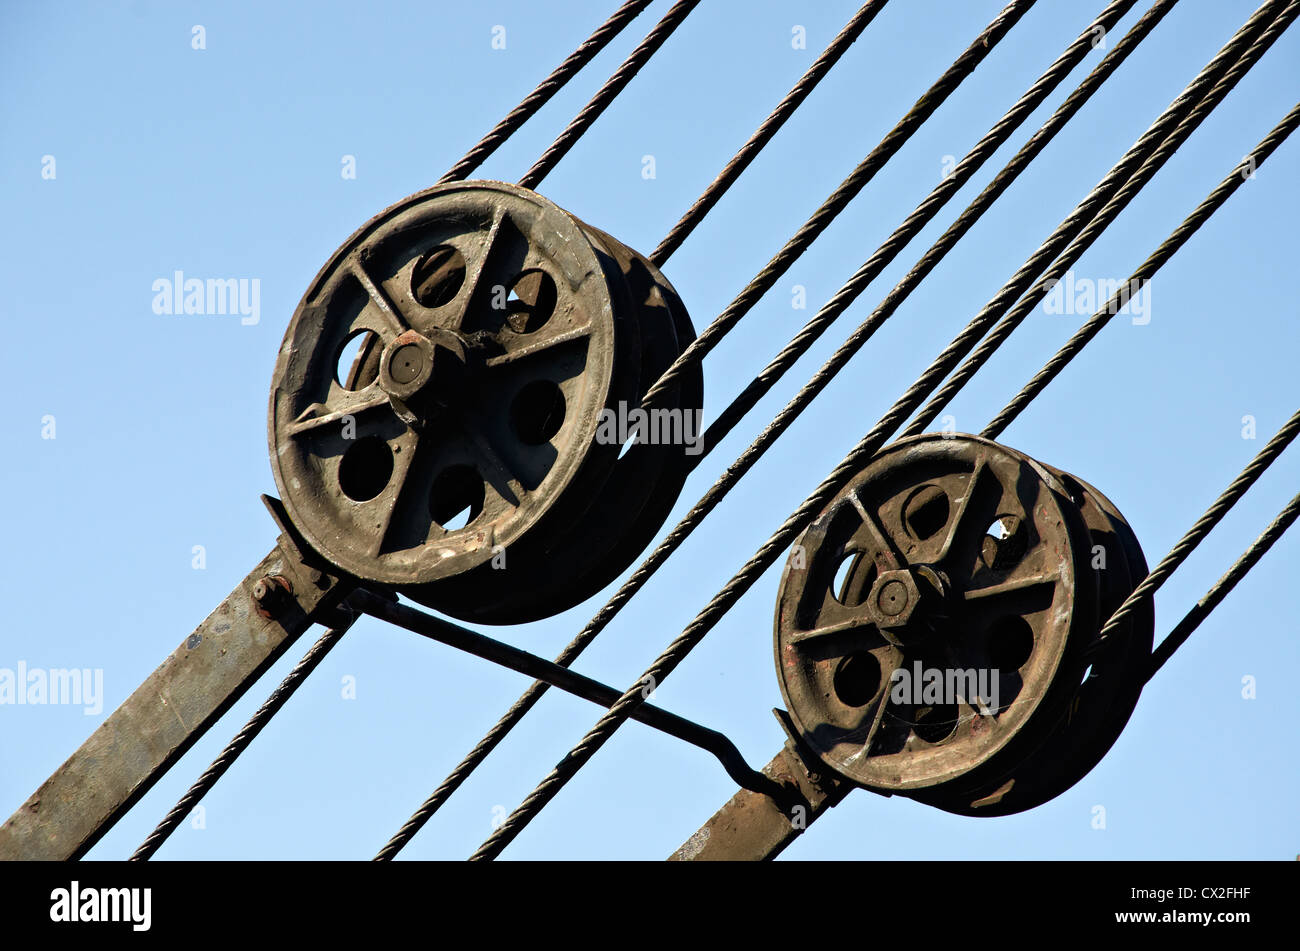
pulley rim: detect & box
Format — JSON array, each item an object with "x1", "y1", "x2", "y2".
[
  {"x1": 773, "y1": 433, "x2": 1099, "y2": 793},
  {"x1": 268, "y1": 180, "x2": 628, "y2": 588}
]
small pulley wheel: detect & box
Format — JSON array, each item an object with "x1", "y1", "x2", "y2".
[
  {"x1": 774, "y1": 433, "x2": 1099, "y2": 795},
  {"x1": 269, "y1": 180, "x2": 640, "y2": 592},
  {"x1": 920, "y1": 466, "x2": 1153, "y2": 815}
]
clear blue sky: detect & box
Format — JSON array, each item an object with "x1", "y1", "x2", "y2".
[{"x1": 1, "y1": 0, "x2": 1296, "y2": 860}]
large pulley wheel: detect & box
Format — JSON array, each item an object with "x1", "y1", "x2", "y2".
[
  {"x1": 269, "y1": 181, "x2": 637, "y2": 592},
  {"x1": 269, "y1": 180, "x2": 701, "y2": 623},
  {"x1": 774, "y1": 434, "x2": 1100, "y2": 795}
]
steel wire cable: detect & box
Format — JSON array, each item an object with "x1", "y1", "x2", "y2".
[
  {"x1": 468, "y1": 0, "x2": 1289, "y2": 860},
  {"x1": 1078, "y1": 405, "x2": 1300, "y2": 660},
  {"x1": 437, "y1": 0, "x2": 654, "y2": 184},
  {"x1": 518, "y1": 0, "x2": 701, "y2": 190},
  {"x1": 375, "y1": 0, "x2": 1048, "y2": 860},
  {"x1": 648, "y1": 0, "x2": 892, "y2": 267},
  {"x1": 904, "y1": 1, "x2": 1300, "y2": 437},
  {"x1": 984, "y1": 104, "x2": 1300, "y2": 439},
  {"x1": 129, "y1": 618, "x2": 356, "y2": 861},
  {"x1": 636, "y1": 0, "x2": 1039, "y2": 411},
  {"x1": 1146, "y1": 488, "x2": 1300, "y2": 681},
  {"x1": 697, "y1": 0, "x2": 1162, "y2": 461}
]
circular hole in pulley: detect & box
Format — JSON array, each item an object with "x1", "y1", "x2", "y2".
[
  {"x1": 430, "y1": 464, "x2": 484, "y2": 531},
  {"x1": 505, "y1": 269, "x2": 557, "y2": 334},
  {"x1": 981, "y1": 514, "x2": 1027, "y2": 570},
  {"x1": 833, "y1": 652, "x2": 882, "y2": 707},
  {"x1": 831, "y1": 551, "x2": 875, "y2": 607},
  {"x1": 510, "y1": 380, "x2": 566, "y2": 445},
  {"x1": 913, "y1": 703, "x2": 959, "y2": 743},
  {"x1": 987, "y1": 615, "x2": 1035, "y2": 671},
  {"x1": 411, "y1": 244, "x2": 466, "y2": 308},
  {"x1": 338, "y1": 436, "x2": 394, "y2": 502},
  {"x1": 335, "y1": 330, "x2": 380, "y2": 390},
  {"x1": 903, "y1": 484, "x2": 949, "y2": 540},
  {"x1": 832, "y1": 552, "x2": 857, "y2": 604}
]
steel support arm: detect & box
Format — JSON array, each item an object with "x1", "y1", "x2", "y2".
[
  {"x1": 669, "y1": 721, "x2": 850, "y2": 861},
  {"x1": 0, "y1": 519, "x2": 351, "y2": 860}
]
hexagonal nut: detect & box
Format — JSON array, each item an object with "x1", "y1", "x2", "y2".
[{"x1": 866, "y1": 568, "x2": 924, "y2": 629}]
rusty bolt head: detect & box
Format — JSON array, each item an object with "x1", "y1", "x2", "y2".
[{"x1": 252, "y1": 574, "x2": 293, "y2": 619}]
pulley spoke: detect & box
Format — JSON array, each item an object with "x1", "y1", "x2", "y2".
[
  {"x1": 349, "y1": 257, "x2": 411, "y2": 337},
  {"x1": 788, "y1": 612, "x2": 877, "y2": 647},
  {"x1": 484, "y1": 324, "x2": 593, "y2": 369},
  {"x1": 962, "y1": 574, "x2": 1055, "y2": 603},
  {"x1": 459, "y1": 206, "x2": 511, "y2": 321},
  {"x1": 857, "y1": 650, "x2": 902, "y2": 754},
  {"x1": 844, "y1": 489, "x2": 904, "y2": 570},
  {"x1": 457, "y1": 423, "x2": 523, "y2": 509},
  {"x1": 365, "y1": 429, "x2": 422, "y2": 558},
  {"x1": 287, "y1": 391, "x2": 391, "y2": 437},
  {"x1": 934, "y1": 457, "x2": 1000, "y2": 567}
]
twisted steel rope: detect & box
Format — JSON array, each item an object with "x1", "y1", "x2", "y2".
[
  {"x1": 1147, "y1": 488, "x2": 1300, "y2": 680},
  {"x1": 438, "y1": 0, "x2": 653, "y2": 184},
  {"x1": 376, "y1": 0, "x2": 1046, "y2": 860},
  {"x1": 469, "y1": 0, "x2": 1289, "y2": 860},
  {"x1": 1080, "y1": 404, "x2": 1300, "y2": 660},
  {"x1": 977, "y1": 110, "x2": 1300, "y2": 667},
  {"x1": 636, "y1": 0, "x2": 1039, "y2": 411},
  {"x1": 130, "y1": 620, "x2": 354, "y2": 861},
  {"x1": 905, "y1": 0, "x2": 1300, "y2": 437},
  {"x1": 517, "y1": 0, "x2": 701, "y2": 190},
  {"x1": 984, "y1": 100, "x2": 1300, "y2": 438},
  {"x1": 648, "y1": 0, "x2": 892, "y2": 267},
  {"x1": 698, "y1": 0, "x2": 1161, "y2": 459}
]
